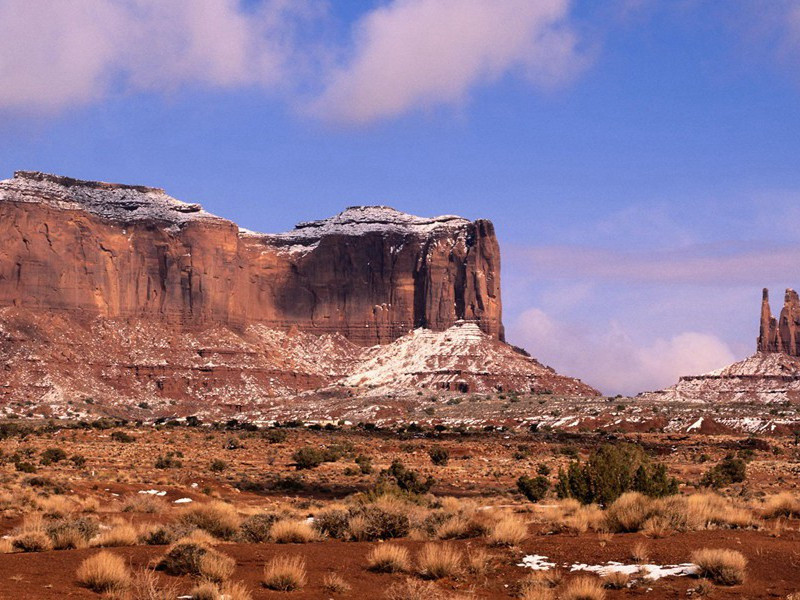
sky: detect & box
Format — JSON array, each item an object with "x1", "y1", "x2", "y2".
[{"x1": 1, "y1": 0, "x2": 800, "y2": 395}]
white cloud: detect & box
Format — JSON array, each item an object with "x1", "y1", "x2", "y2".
[
  {"x1": 512, "y1": 307, "x2": 736, "y2": 396},
  {"x1": 308, "y1": 0, "x2": 586, "y2": 123},
  {"x1": 0, "y1": 0, "x2": 309, "y2": 113}
]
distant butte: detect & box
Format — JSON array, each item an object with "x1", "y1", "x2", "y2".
[{"x1": 0, "y1": 171, "x2": 598, "y2": 417}]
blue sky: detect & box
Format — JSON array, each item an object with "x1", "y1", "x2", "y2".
[{"x1": 2, "y1": 0, "x2": 800, "y2": 394}]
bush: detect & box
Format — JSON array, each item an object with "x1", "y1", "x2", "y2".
[
  {"x1": 269, "y1": 519, "x2": 318, "y2": 543},
  {"x1": 292, "y1": 446, "x2": 340, "y2": 470},
  {"x1": 367, "y1": 544, "x2": 411, "y2": 573},
  {"x1": 428, "y1": 447, "x2": 449, "y2": 466},
  {"x1": 383, "y1": 460, "x2": 435, "y2": 495},
  {"x1": 155, "y1": 452, "x2": 183, "y2": 469},
  {"x1": 700, "y1": 456, "x2": 747, "y2": 488},
  {"x1": 262, "y1": 556, "x2": 306, "y2": 591},
  {"x1": 76, "y1": 551, "x2": 131, "y2": 593},
  {"x1": 157, "y1": 541, "x2": 214, "y2": 576},
  {"x1": 355, "y1": 454, "x2": 373, "y2": 474},
  {"x1": 178, "y1": 501, "x2": 241, "y2": 540},
  {"x1": 40, "y1": 448, "x2": 68, "y2": 464},
  {"x1": 487, "y1": 514, "x2": 528, "y2": 546},
  {"x1": 313, "y1": 508, "x2": 350, "y2": 540},
  {"x1": 263, "y1": 429, "x2": 287, "y2": 443},
  {"x1": 692, "y1": 548, "x2": 747, "y2": 585},
  {"x1": 555, "y1": 443, "x2": 677, "y2": 505},
  {"x1": 517, "y1": 475, "x2": 550, "y2": 502},
  {"x1": 239, "y1": 512, "x2": 279, "y2": 543},
  {"x1": 209, "y1": 459, "x2": 228, "y2": 473},
  {"x1": 417, "y1": 543, "x2": 461, "y2": 579},
  {"x1": 349, "y1": 505, "x2": 411, "y2": 541},
  {"x1": 110, "y1": 431, "x2": 135, "y2": 443}
]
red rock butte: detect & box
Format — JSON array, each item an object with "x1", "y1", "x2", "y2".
[
  {"x1": 0, "y1": 171, "x2": 502, "y2": 345},
  {"x1": 0, "y1": 171, "x2": 599, "y2": 415}
]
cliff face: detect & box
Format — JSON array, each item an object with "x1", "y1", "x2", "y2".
[
  {"x1": 758, "y1": 288, "x2": 800, "y2": 356},
  {"x1": 0, "y1": 171, "x2": 502, "y2": 345}
]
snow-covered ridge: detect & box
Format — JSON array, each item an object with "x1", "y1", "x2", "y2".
[
  {"x1": 274, "y1": 205, "x2": 471, "y2": 240},
  {"x1": 0, "y1": 173, "x2": 475, "y2": 239},
  {"x1": 0, "y1": 171, "x2": 224, "y2": 225}
]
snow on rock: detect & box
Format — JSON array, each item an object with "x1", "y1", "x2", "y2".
[
  {"x1": 138, "y1": 489, "x2": 167, "y2": 496},
  {"x1": 0, "y1": 171, "x2": 223, "y2": 226},
  {"x1": 518, "y1": 555, "x2": 556, "y2": 570},
  {"x1": 173, "y1": 498, "x2": 193, "y2": 504},
  {"x1": 571, "y1": 561, "x2": 698, "y2": 580}
]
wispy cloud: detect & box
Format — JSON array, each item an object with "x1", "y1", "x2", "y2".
[
  {"x1": 508, "y1": 241, "x2": 800, "y2": 286},
  {"x1": 512, "y1": 307, "x2": 736, "y2": 396},
  {"x1": 0, "y1": 0, "x2": 314, "y2": 113},
  {"x1": 308, "y1": 0, "x2": 587, "y2": 123}
]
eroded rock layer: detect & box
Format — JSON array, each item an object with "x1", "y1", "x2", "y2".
[{"x1": 0, "y1": 171, "x2": 502, "y2": 345}]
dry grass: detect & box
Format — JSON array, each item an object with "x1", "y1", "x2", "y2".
[
  {"x1": 564, "y1": 505, "x2": 605, "y2": 534},
  {"x1": 128, "y1": 569, "x2": 178, "y2": 600},
  {"x1": 323, "y1": 573, "x2": 351, "y2": 594},
  {"x1": 156, "y1": 540, "x2": 227, "y2": 576},
  {"x1": 692, "y1": 548, "x2": 747, "y2": 586},
  {"x1": 0, "y1": 538, "x2": 13, "y2": 554},
  {"x1": 605, "y1": 493, "x2": 652, "y2": 533},
  {"x1": 123, "y1": 495, "x2": 166, "y2": 514},
  {"x1": 11, "y1": 530, "x2": 52, "y2": 552},
  {"x1": 76, "y1": 551, "x2": 132, "y2": 593},
  {"x1": 686, "y1": 494, "x2": 755, "y2": 530},
  {"x1": 189, "y1": 581, "x2": 252, "y2": 600},
  {"x1": 367, "y1": 543, "x2": 411, "y2": 573},
  {"x1": 37, "y1": 495, "x2": 78, "y2": 518},
  {"x1": 602, "y1": 571, "x2": 630, "y2": 589},
  {"x1": 199, "y1": 550, "x2": 236, "y2": 583},
  {"x1": 262, "y1": 555, "x2": 307, "y2": 591},
  {"x1": 384, "y1": 578, "x2": 448, "y2": 600},
  {"x1": 464, "y1": 547, "x2": 493, "y2": 576},
  {"x1": 417, "y1": 543, "x2": 462, "y2": 579},
  {"x1": 178, "y1": 501, "x2": 240, "y2": 540},
  {"x1": 269, "y1": 519, "x2": 319, "y2": 543},
  {"x1": 91, "y1": 520, "x2": 139, "y2": 547},
  {"x1": 486, "y1": 513, "x2": 528, "y2": 546},
  {"x1": 762, "y1": 493, "x2": 800, "y2": 519},
  {"x1": 520, "y1": 589, "x2": 555, "y2": 600},
  {"x1": 519, "y1": 570, "x2": 563, "y2": 590},
  {"x1": 561, "y1": 576, "x2": 606, "y2": 600},
  {"x1": 631, "y1": 541, "x2": 650, "y2": 563}
]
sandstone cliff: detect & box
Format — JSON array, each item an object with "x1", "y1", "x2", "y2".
[
  {"x1": 758, "y1": 288, "x2": 800, "y2": 356},
  {"x1": 0, "y1": 171, "x2": 502, "y2": 345}
]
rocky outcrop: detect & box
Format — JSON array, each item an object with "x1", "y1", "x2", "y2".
[
  {"x1": 0, "y1": 171, "x2": 502, "y2": 345},
  {"x1": 758, "y1": 288, "x2": 800, "y2": 356},
  {"x1": 643, "y1": 287, "x2": 800, "y2": 404}
]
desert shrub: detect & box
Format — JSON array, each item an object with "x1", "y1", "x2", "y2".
[
  {"x1": 561, "y1": 576, "x2": 606, "y2": 600},
  {"x1": 123, "y1": 494, "x2": 166, "y2": 514},
  {"x1": 15, "y1": 461, "x2": 37, "y2": 473},
  {"x1": 487, "y1": 513, "x2": 528, "y2": 546},
  {"x1": 313, "y1": 508, "x2": 350, "y2": 539},
  {"x1": 110, "y1": 430, "x2": 135, "y2": 443},
  {"x1": 323, "y1": 573, "x2": 351, "y2": 594},
  {"x1": 188, "y1": 581, "x2": 251, "y2": 600},
  {"x1": 700, "y1": 456, "x2": 747, "y2": 488},
  {"x1": 292, "y1": 446, "x2": 340, "y2": 470},
  {"x1": 519, "y1": 570, "x2": 563, "y2": 591},
  {"x1": 263, "y1": 429, "x2": 288, "y2": 443},
  {"x1": 349, "y1": 504, "x2": 411, "y2": 541},
  {"x1": 70, "y1": 454, "x2": 87, "y2": 467},
  {"x1": 210, "y1": 459, "x2": 228, "y2": 473},
  {"x1": 262, "y1": 555, "x2": 306, "y2": 591},
  {"x1": 269, "y1": 519, "x2": 318, "y2": 543},
  {"x1": 417, "y1": 543, "x2": 461, "y2": 579},
  {"x1": 428, "y1": 446, "x2": 449, "y2": 466},
  {"x1": 140, "y1": 524, "x2": 183, "y2": 546},
  {"x1": 76, "y1": 551, "x2": 131, "y2": 593},
  {"x1": 199, "y1": 550, "x2": 236, "y2": 583},
  {"x1": 128, "y1": 568, "x2": 179, "y2": 600},
  {"x1": 355, "y1": 454, "x2": 373, "y2": 474},
  {"x1": 383, "y1": 460, "x2": 435, "y2": 495},
  {"x1": 178, "y1": 501, "x2": 241, "y2": 539},
  {"x1": 605, "y1": 492, "x2": 653, "y2": 533},
  {"x1": 239, "y1": 512, "x2": 279, "y2": 543},
  {"x1": 518, "y1": 475, "x2": 550, "y2": 502},
  {"x1": 46, "y1": 516, "x2": 99, "y2": 549},
  {"x1": 762, "y1": 493, "x2": 800, "y2": 518},
  {"x1": 40, "y1": 447, "x2": 67, "y2": 464},
  {"x1": 384, "y1": 579, "x2": 448, "y2": 600},
  {"x1": 602, "y1": 570, "x2": 630, "y2": 589},
  {"x1": 91, "y1": 520, "x2": 139, "y2": 547},
  {"x1": 555, "y1": 443, "x2": 677, "y2": 505},
  {"x1": 157, "y1": 541, "x2": 214, "y2": 576},
  {"x1": 154, "y1": 452, "x2": 183, "y2": 469},
  {"x1": 367, "y1": 543, "x2": 411, "y2": 572},
  {"x1": 12, "y1": 530, "x2": 52, "y2": 552},
  {"x1": 692, "y1": 548, "x2": 747, "y2": 585},
  {"x1": 686, "y1": 493, "x2": 754, "y2": 529},
  {"x1": 464, "y1": 547, "x2": 493, "y2": 576}
]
